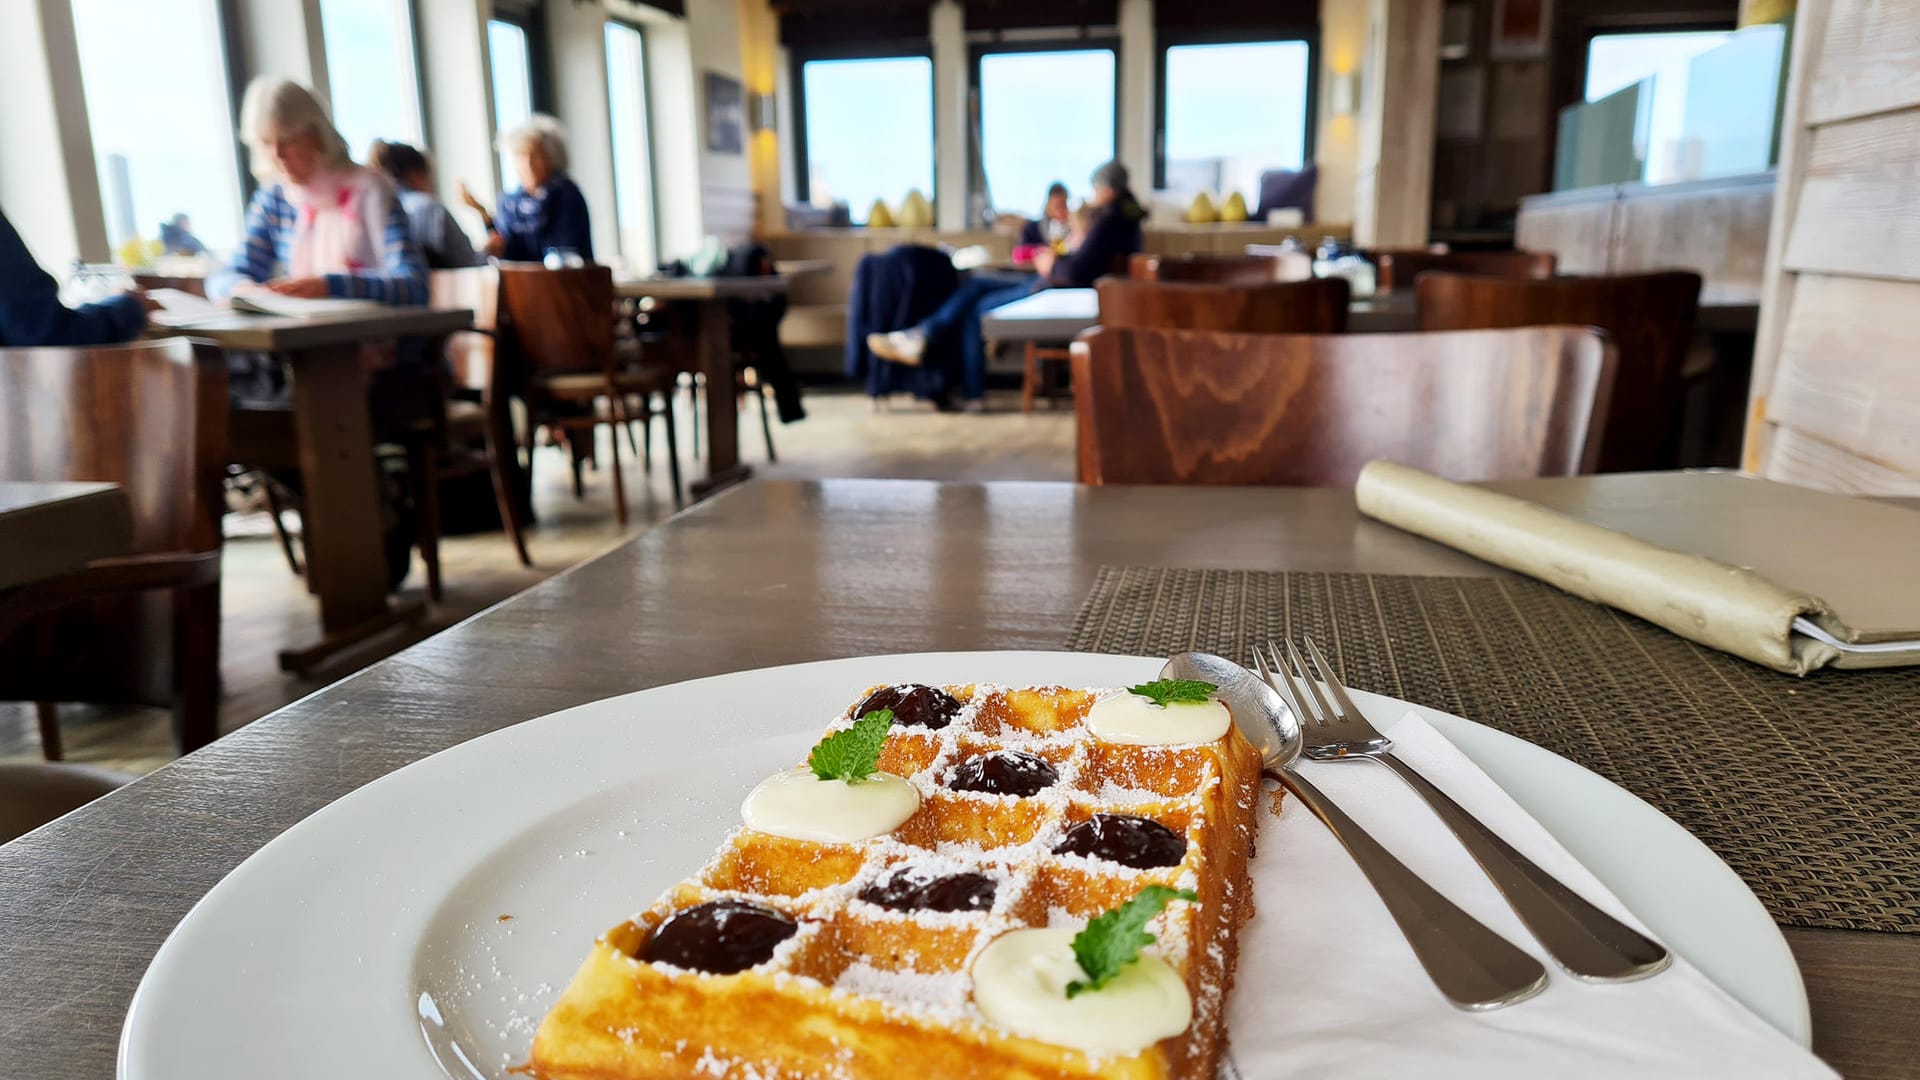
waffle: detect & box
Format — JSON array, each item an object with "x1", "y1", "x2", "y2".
[{"x1": 528, "y1": 683, "x2": 1264, "y2": 1079}]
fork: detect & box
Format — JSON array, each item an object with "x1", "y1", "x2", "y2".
[{"x1": 1261, "y1": 637, "x2": 1672, "y2": 982}]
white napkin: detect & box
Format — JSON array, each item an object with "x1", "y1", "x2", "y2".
[{"x1": 1224, "y1": 714, "x2": 1838, "y2": 1079}]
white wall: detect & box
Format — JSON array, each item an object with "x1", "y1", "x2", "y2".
[
  {"x1": 546, "y1": 0, "x2": 621, "y2": 262},
  {"x1": 233, "y1": 0, "x2": 329, "y2": 94},
  {"x1": 1315, "y1": 0, "x2": 1367, "y2": 228},
  {"x1": 0, "y1": 0, "x2": 109, "y2": 269},
  {"x1": 1116, "y1": 0, "x2": 1154, "y2": 193},
  {"x1": 931, "y1": 0, "x2": 968, "y2": 230}
]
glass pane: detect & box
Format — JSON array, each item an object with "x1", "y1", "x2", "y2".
[
  {"x1": 801, "y1": 57, "x2": 934, "y2": 225},
  {"x1": 319, "y1": 0, "x2": 422, "y2": 162},
  {"x1": 605, "y1": 23, "x2": 657, "y2": 272},
  {"x1": 979, "y1": 49, "x2": 1114, "y2": 215},
  {"x1": 70, "y1": 0, "x2": 245, "y2": 257},
  {"x1": 489, "y1": 19, "x2": 535, "y2": 187},
  {"x1": 1584, "y1": 30, "x2": 1731, "y2": 102},
  {"x1": 1163, "y1": 41, "x2": 1310, "y2": 205}
]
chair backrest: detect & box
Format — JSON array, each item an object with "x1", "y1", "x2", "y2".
[
  {"x1": 1069, "y1": 325, "x2": 1615, "y2": 487},
  {"x1": 430, "y1": 265, "x2": 500, "y2": 393},
  {"x1": 1372, "y1": 249, "x2": 1556, "y2": 292},
  {"x1": 1129, "y1": 252, "x2": 1313, "y2": 284},
  {"x1": 495, "y1": 263, "x2": 615, "y2": 377},
  {"x1": 1096, "y1": 277, "x2": 1351, "y2": 334},
  {"x1": 0, "y1": 337, "x2": 227, "y2": 554},
  {"x1": 1415, "y1": 270, "x2": 1701, "y2": 472}
]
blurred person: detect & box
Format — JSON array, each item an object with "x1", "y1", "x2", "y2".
[
  {"x1": 1017, "y1": 182, "x2": 1070, "y2": 249},
  {"x1": 367, "y1": 139, "x2": 483, "y2": 269},
  {"x1": 208, "y1": 77, "x2": 426, "y2": 305},
  {"x1": 1028, "y1": 160, "x2": 1143, "y2": 288},
  {"x1": 159, "y1": 213, "x2": 207, "y2": 257},
  {"x1": 458, "y1": 115, "x2": 593, "y2": 263},
  {"x1": 0, "y1": 208, "x2": 155, "y2": 346}
]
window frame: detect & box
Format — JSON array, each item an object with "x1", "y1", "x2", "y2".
[
  {"x1": 968, "y1": 36, "x2": 1121, "y2": 214},
  {"x1": 488, "y1": 0, "x2": 555, "y2": 116},
  {"x1": 317, "y1": 0, "x2": 428, "y2": 157},
  {"x1": 1152, "y1": 26, "x2": 1319, "y2": 192},
  {"x1": 789, "y1": 43, "x2": 938, "y2": 209},
  {"x1": 603, "y1": 16, "x2": 661, "y2": 272},
  {"x1": 1577, "y1": 22, "x2": 1738, "y2": 104}
]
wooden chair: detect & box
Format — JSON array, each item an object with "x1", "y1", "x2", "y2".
[
  {"x1": 1096, "y1": 277, "x2": 1352, "y2": 333},
  {"x1": 1372, "y1": 249, "x2": 1557, "y2": 293},
  {"x1": 0, "y1": 338, "x2": 227, "y2": 757},
  {"x1": 1129, "y1": 252, "x2": 1313, "y2": 283},
  {"x1": 426, "y1": 266, "x2": 530, "y2": 575},
  {"x1": 0, "y1": 762, "x2": 131, "y2": 843},
  {"x1": 496, "y1": 264, "x2": 681, "y2": 523},
  {"x1": 1416, "y1": 270, "x2": 1701, "y2": 472},
  {"x1": 1069, "y1": 325, "x2": 1615, "y2": 487}
]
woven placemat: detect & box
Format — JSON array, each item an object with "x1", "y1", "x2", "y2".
[{"x1": 1065, "y1": 565, "x2": 1920, "y2": 934}]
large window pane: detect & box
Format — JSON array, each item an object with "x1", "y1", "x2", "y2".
[
  {"x1": 71, "y1": 0, "x2": 244, "y2": 256},
  {"x1": 1584, "y1": 30, "x2": 1730, "y2": 102},
  {"x1": 801, "y1": 57, "x2": 933, "y2": 225},
  {"x1": 489, "y1": 18, "x2": 535, "y2": 187},
  {"x1": 319, "y1": 0, "x2": 423, "y2": 161},
  {"x1": 605, "y1": 23, "x2": 657, "y2": 272},
  {"x1": 1163, "y1": 41, "x2": 1310, "y2": 204},
  {"x1": 979, "y1": 49, "x2": 1114, "y2": 214}
]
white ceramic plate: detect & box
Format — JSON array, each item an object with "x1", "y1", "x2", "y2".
[{"x1": 119, "y1": 652, "x2": 1808, "y2": 1078}]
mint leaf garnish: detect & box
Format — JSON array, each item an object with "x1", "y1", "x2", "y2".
[
  {"x1": 807, "y1": 709, "x2": 893, "y2": 783},
  {"x1": 1127, "y1": 679, "x2": 1217, "y2": 707},
  {"x1": 1065, "y1": 885, "x2": 1199, "y2": 998}
]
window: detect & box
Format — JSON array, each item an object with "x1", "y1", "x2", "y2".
[
  {"x1": 1161, "y1": 40, "x2": 1311, "y2": 204},
  {"x1": 1584, "y1": 30, "x2": 1731, "y2": 102},
  {"x1": 798, "y1": 56, "x2": 934, "y2": 225},
  {"x1": 489, "y1": 18, "x2": 536, "y2": 188},
  {"x1": 977, "y1": 48, "x2": 1115, "y2": 215},
  {"x1": 319, "y1": 0, "x2": 424, "y2": 161},
  {"x1": 70, "y1": 0, "x2": 245, "y2": 255},
  {"x1": 605, "y1": 22, "x2": 658, "y2": 272}
]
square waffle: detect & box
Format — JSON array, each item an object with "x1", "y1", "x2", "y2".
[{"x1": 529, "y1": 683, "x2": 1264, "y2": 1079}]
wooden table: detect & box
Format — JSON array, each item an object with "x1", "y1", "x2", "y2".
[
  {"x1": 153, "y1": 307, "x2": 474, "y2": 672},
  {"x1": 615, "y1": 276, "x2": 789, "y2": 499},
  {"x1": 0, "y1": 478, "x2": 1909, "y2": 1079},
  {"x1": 0, "y1": 482, "x2": 131, "y2": 590}
]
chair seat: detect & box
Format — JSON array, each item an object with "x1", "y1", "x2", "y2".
[{"x1": 532, "y1": 365, "x2": 676, "y2": 400}]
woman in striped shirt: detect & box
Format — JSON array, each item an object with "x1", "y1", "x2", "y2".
[{"x1": 209, "y1": 78, "x2": 425, "y2": 306}]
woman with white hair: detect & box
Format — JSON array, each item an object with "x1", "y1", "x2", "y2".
[
  {"x1": 209, "y1": 77, "x2": 426, "y2": 304},
  {"x1": 460, "y1": 115, "x2": 594, "y2": 262}
]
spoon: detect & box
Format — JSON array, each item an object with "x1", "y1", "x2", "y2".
[{"x1": 1164, "y1": 651, "x2": 1549, "y2": 1010}]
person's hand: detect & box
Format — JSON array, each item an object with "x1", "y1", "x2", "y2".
[
  {"x1": 127, "y1": 289, "x2": 162, "y2": 314},
  {"x1": 484, "y1": 231, "x2": 506, "y2": 257},
  {"x1": 264, "y1": 276, "x2": 329, "y2": 298},
  {"x1": 457, "y1": 180, "x2": 489, "y2": 216},
  {"x1": 1031, "y1": 248, "x2": 1057, "y2": 278}
]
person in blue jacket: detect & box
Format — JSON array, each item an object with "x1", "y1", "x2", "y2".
[
  {"x1": 0, "y1": 209, "x2": 152, "y2": 347},
  {"x1": 460, "y1": 115, "x2": 594, "y2": 263}
]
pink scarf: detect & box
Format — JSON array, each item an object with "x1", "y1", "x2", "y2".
[{"x1": 285, "y1": 166, "x2": 383, "y2": 278}]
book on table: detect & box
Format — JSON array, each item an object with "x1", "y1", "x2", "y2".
[{"x1": 146, "y1": 287, "x2": 385, "y2": 325}]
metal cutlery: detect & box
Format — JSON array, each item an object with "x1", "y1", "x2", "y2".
[
  {"x1": 1164, "y1": 651, "x2": 1550, "y2": 1010},
  {"x1": 1260, "y1": 637, "x2": 1671, "y2": 982}
]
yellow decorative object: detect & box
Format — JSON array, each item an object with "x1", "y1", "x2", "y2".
[
  {"x1": 897, "y1": 188, "x2": 933, "y2": 229},
  {"x1": 1185, "y1": 192, "x2": 1218, "y2": 224},
  {"x1": 116, "y1": 237, "x2": 150, "y2": 268},
  {"x1": 1219, "y1": 192, "x2": 1249, "y2": 223},
  {"x1": 866, "y1": 199, "x2": 896, "y2": 229}
]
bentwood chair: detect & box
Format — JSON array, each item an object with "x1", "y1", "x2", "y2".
[
  {"x1": 0, "y1": 762, "x2": 132, "y2": 843},
  {"x1": 1069, "y1": 325, "x2": 1614, "y2": 487},
  {"x1": 0, "y1": 338, "x2": 227, "y2": 758},
  {"x1": 496, "y1": 264, "x2": 682, "y2": 522},
  {"x1": 426, "y1": 266, "x2": 530, "y2": 575},
  {"x1": 1129, "y1": 252, "x2": 1313, "y2": 284},
  {"x1": 1416, "y1": 270, "x2": 1701, "y2": 472},
  {"x1": 1095, "y1": 277, "x2": 1352, "y2": 334},
  {"x1": 1371, "y1": 249, "x2": 1557, "y2": 292}
]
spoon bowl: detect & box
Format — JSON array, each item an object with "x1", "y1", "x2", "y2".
[{"x1": 1162, "y1": 651, "x2": 1302, "y2": 770}]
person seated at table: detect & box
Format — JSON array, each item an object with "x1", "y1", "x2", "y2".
[
  {"x1": 458, "y1": 116, "x2": 594, "y2": 264},
  {"x1": 865, "y1": 161, "x2": 1144, "y2": 405},
  {"x1": 159, "y1": 213, "x2": 207, "y2": 257},
  {"x1": 207, "y1": 77, "x2": 427, "y2": 306},
  {"x1": 1018, "y1": 182, "x2": 1071, "y2": 250},
  {"x1": 368, "y1": 140, "x2": 484, "y2": 270},
  {"x1": 0, "y1": 208, "x2": 154, "y2": 346}
]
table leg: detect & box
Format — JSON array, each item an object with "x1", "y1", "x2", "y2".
[
  {"x1": 689, "y1": 300, "x2": 751, "y2": 500},
  {"x1": 278, "y1": 345, "x2": 425, "y2": 672}
]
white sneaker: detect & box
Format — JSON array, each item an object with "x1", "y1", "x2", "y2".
[{"x1": 867, "y1": 329, "x2": 927, "y2": 366}]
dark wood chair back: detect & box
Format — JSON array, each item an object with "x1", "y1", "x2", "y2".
[
  {"x1": 1130, "y1": 252, "x2": 1312, "y2": 284},
  {"x1": 1096, "y1": 277, "x2": 1351, "y2": 334},
  {"x1": 1415, "y1": 270, "x2": 1701, "y2": 471},
  {"x1": 495, "y1": 263, "x2": 615, "y2": 377},
  {"x1": 0, "y1": 337, "x2": 227, "y2": 554},
  {"x1": 1372, "y1": 249, "x2": 1557, "y2": 292},
  {"x1": 1070, "y1": 325, "x2": 1614, "y2": 487}
]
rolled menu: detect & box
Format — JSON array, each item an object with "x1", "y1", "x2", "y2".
[{"x1": 1354, "y1": 461, "x2": 1920, "y2": 675}]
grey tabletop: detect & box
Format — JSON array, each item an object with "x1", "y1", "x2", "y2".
[
  {"x1": 614, "y1": 276, "x2": 790, "y2": 301},
  {"x1": 0, "y1": 481, "x2": 132, "y2": 590},
  {"x1": 151, "y1": 306, "x2": 475, "y2": 352},
  {"x1": 1, "y1": 477, "x2": 1909, "y2": 1078}
]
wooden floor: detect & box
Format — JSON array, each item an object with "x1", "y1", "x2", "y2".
[{"x1": 0, "y1": 388, "x2": 1074, "y2": 775}]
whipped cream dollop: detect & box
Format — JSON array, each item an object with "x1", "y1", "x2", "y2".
[
  {"x1": 740, "y1": 767, "x2": 920, "y2": 843},
  {"x1": 1086, "y1": 693, "x2": 1230, "y2": 746},
  {"x1": 969, "y1": 927, "x2": 1192, "y2": 1055}
]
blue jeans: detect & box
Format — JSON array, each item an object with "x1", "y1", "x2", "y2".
[{"x1": 920, "y1": 272, "x2": 1035, "y2": 399}]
